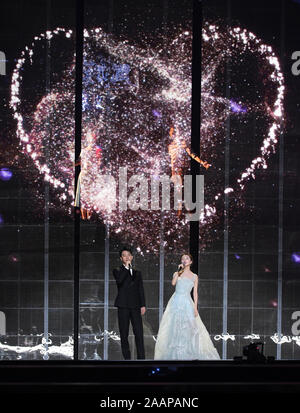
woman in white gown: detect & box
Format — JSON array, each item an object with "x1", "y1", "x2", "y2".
[{"x1": 154, "y1": 253, "x2": 220, "y2": 360}]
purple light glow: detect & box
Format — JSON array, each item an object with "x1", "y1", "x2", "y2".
[
  {"x1": 291, "y1": 253, "x2": 300, "y2": 263},
  {"x1": 230, "y1": 100, "x2": 247, "y2": 113},
  {"x1": 152, "y1": 109, "x2": 162, "y2": 118},
  {"x1": 0, "y1": 168, "x2": 13, "y2": 181}
]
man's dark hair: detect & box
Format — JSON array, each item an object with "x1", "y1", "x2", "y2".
[{"x1": 119, "y1": 246, "x2": 133, "y2": 257}]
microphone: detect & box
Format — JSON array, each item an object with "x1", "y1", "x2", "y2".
[
  {"x1": 178, "y1": 263, "x2": 184, "y2": 271},
  {"x1": 128, "y1": 263, "x2": 133, "y2": 275}
]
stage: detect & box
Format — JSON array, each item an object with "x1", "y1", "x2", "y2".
[{"x1": 1, "y1": 360, "x2": 299, "y2": 397}]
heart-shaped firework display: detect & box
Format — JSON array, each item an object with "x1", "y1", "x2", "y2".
[{"x1": 10, "y1": 22, "x2": 284, "y2": 254}]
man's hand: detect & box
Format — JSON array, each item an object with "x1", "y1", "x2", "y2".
[{"x1": 141, "y1": 306, "x2": 146, "y2": 316}]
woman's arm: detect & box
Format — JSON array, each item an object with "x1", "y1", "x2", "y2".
[
  {"x1": 193, "y1": 275, "x2": 198, "y2": 309},
  {"x1": 171, "y1": 271, "x2": 179, "y2": 286}
]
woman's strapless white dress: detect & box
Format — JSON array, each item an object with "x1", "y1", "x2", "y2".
[{"x1": 154, "y1": 274, "x2": 221, "y2": 360}]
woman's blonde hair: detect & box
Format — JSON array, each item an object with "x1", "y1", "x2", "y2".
[{"x1": 178, "y1": 252, "x2": 193, "y2": 276}]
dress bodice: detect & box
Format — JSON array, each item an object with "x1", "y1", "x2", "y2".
[{"x1": 175, "y1": 275, "x2": 195, "y2": 295}]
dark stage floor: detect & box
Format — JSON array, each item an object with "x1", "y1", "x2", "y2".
[{"x1": 0, "y1": 360, "x2": 299, "y2": 407}]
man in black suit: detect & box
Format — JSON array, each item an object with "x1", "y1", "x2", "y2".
[{"x1": 113, "y1": 246, "x2": 146, "y2": 360}]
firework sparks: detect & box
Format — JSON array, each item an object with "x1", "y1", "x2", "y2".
[{"x1": 9, "y1": 22, "x2": 284, "y2": 254}]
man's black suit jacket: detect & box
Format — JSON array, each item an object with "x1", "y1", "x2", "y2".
[{"x1": 113, "y1": 265, "x2": 146, "y2": 308}]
